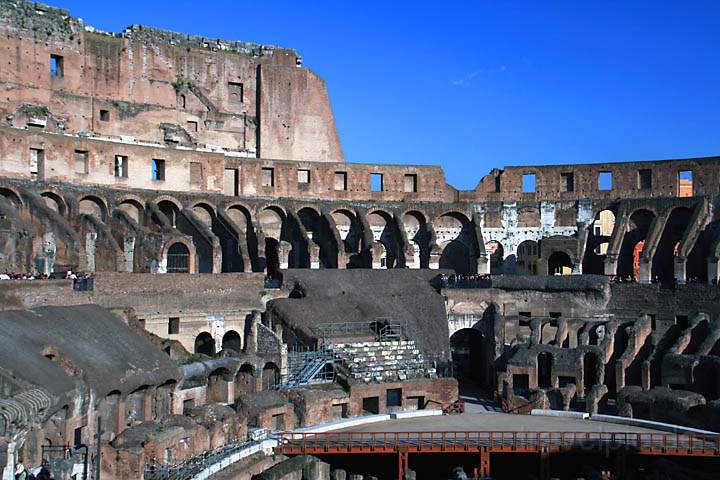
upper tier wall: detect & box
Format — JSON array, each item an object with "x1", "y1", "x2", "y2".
[{"x1": 0, "y1": 0, "x2": 343, "y2": 162}]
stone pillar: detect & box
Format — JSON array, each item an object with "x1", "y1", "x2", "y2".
[
  {"x1": 641, "y1": 360, "x2": 651, "y2": 391},
  {"x1": 309, "y1": 244, "x2": 320, "y2": 269},
  {"x1": 278, "y1": 241, "x2": 291, "y2": 269},
  {"x1": 709, "y1": 260, "x2": 720, "y2": 284},
  {"x1": 429, "y1": 251, "x2": 441, "y2": 270},
  {"x1": 639, "y1": 260, "x2": 652, "y2": 284},
  {"x1": 674, "y1": 258, "x2": 687, "y2": 284},
  {"x1": 244, "y1": 311, "x2": 260, "y2": 354},
  {"x1": 2, "y1": 441, "x2": 16, "y2": 480}
]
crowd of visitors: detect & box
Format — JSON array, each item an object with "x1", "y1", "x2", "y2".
[
  {"x1": 609, "y1": 275, "x2": 717, "y2": 285},
  {"x1": 0, "y1": 270, "x2": 88, "y2": 281},
  {"x1": 440, "y1": 273, "x2": 492, "y2": 289}
]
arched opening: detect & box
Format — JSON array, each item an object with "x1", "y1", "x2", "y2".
[
  {"x1": 583, "y1": 353, "x2": 598, "y2": 395},
  {"x1": 583, "y1": 209, "x2": 616, "y2": 274},
  {"x1": 450, "y1": 328, "x2": 492, "y2": 397},
  {"x1": 652, "y1": 207, "x2": 693, "y2": 283},
  {"x1": 157, "y1": 200, "x2": 180, "y2": 228},
  {"x1": 262, "y1": 362, "x2": 280, "y2": 390},
  {"x1": 41, "y1": 192, "x2": 66, "y2": 216},
  {"x1": 517, "y1": 240, "x2": 539, "y2": 275},
  {"x1": 259, "y1": 207, "x2": 286, "y2": 275},
  {"x1": 403, "y1": 211, "x2": 431, "y2": 268},
  {"x1": 687, "y1": 221, "x2": 720, "y2": 282},
  {"x1": 117, "y1": 199, "x2": 143, "y2": 225},
  {"x1": 265, "y1": 237, "x2": 280, "y2": 278},
  {"x1": 99, "y1": 390, "x2": 121, "y2": 440},
  {"x1": 367, "y1": 210, "x2": 397, "y2": 268},
  {"x1": 537, "y1": 352, "x2": 553, "y2": 388},
  {"x1": 207, "y1": 368, "x2": 231, "y2": 404},
  {"x1": 437, "y1": 212, "x2": 476, "y2": 274},
  {"x1": 235, "y1": 363, "x2": 256, "y2": 398},
  {"x1": 0, "y1": 187, "x2": 22, "y2": 209},
  {"x1": 618, "y1": 209, "x2": 655, "y2": 280},
  {"x1": 487, "y1": 241, "x2": 504, "y2": 274},
  {"x1": 222, "y1": 330, "x2": 241, "y2": 352},
  {"x1": 548, "y1": 251, "x2": 573, "y2": 275},
  {"x1": 299, "y1": 207, "x2": 336, "y2": 268},
  {"x1": 194, "y1": 332, "x2": 215, "y2": 356},
  {"x1": 166, "y1": 242, "x2": 190, "y2": 273},
  {"x1": 153, "y1": 380, "x2": 176, "y2": 420},
  {"x1": 78, "y1": 196, "x2": 106, "y2": 221},
  {"x1": 125, "y1": 386, "x2": 149, "y2": 426},
  {"x1": 332, "y1": 209, "x2": 362, "y2": 259}
]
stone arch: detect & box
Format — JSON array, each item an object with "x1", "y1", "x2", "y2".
[
  {"x1": 235, "y1": 363, "x2": 256, "y2": 397},
  {"x1": 486, "y1": 241, "x2": 504, "y2": 274},
  {"x1": 517, "y1": 240, "x2": 539, "y2": 275},
  {"x1": 116, "y1": 198, "x2": 144, "y2": 225},
  {"x1": 78, "y1": 195, "x2": 108, "y2": 221},
  {"x1": 402, "y1": 210, "x2": 431, "y2": 268},
  {"x1": 221, "y1": 330, "x2": 241, "y2": 352},
  {"x1": 157, "y1": 199, "x2": 181, "y2": 228},
  {"x1": 618, "y1": 209, "x2": 656, "y2": 280},
  {"x1": 162, "y1": 239, "x2": 196, "y2": 273},
  {"x1": 225, "y1": 203, "x2": 252, "y2": 232},
  {"x1": 450, "y1": 327, "x2": 493, "y2": 390},
  {"x1": 0, "y1": 185, "x2": 23, "y2": 209},
  {"x1": 583, "y1": 208, "x2": 616, "y2": 274},
  {"x1": 191, "y1": 202, "x2": 216, "y2": 228},
  {"x1": 367, "y1": 209, "x2": 397, "y2": 268},
  {"x1": 40, "y1": 190, "x2": 66, "y2": 216},
  {"x1": 262, "y1": 361, "x2": 280, "y2": 389},
  {"x1": 259, "y1": 205, "x2": 286, "y2": 240},
  {"x1": 194, "y1": 332, "x2": 215, "y2": 356},
  {"x1": 548, "y1": 251, "x2": 573, "y2": 275},
  {"x1": 332, "y1": 208, "x2": 363, "y2": 263},
  {"x1": 436, "y1": 212, "x2": 475, "y2": 274},
  {"x1": 652, "y1": 206, "x2": 693, "y2": 282}
]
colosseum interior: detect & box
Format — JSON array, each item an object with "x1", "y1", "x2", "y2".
[{"x1": 0, "y1": 1, "x2": 718, "y2": 479}]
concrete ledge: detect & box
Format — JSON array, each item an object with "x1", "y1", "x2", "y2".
[
  {"x1": 390, "y1": 409, "x2": 443, "y2": 420},
  {"x1": 292, "y1": 414, "x2": 392, "y2": 434},
  {"x1": 530, "y1": 409, "x2": 589, "y2": 419},
  {"x1": 590, "y1": 414, "x2": 719, "y2": 436}
]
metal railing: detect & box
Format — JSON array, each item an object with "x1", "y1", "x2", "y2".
[
  {"x1": 276, "y1": 431, "x2": 720, "y2": 457},
  {"x1": 143, "y1": 440, "x2": 255, "y2": 480},
  {"x1": 313, "y1": 320, "x2": 407, "y2": 341}
]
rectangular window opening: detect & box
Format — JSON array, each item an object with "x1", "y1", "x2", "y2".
[
  {"x1": 638, "y1": 169, "x2": 652, "y2": 190},
  {"x1": 74, "y1": 150, "x2": 88, "y2": 174},
  {"x1": 297, "y1": 169, "x2": 310, "y2": 184},
  {"x1": 168, "y1": 317, "x2": 180, "y2": 335},
  {"x1": 228, "y1": 81, "x2": 244, "y2": 104},
  {"x1": 522, "y1": 173, "x2": 536, "y2": 193},
  {"x1": 224, "y1": 168, "x2": 239, "y2": 196},
  {"x1": 404, "y1": 174, "x2": 417, "y2": 193},
  {"x1": 362, "y1": 396, "x2": 379, "y2": 415},
  {"x1": 513, "y1": 374, "x2": 529, "y2": 395},
  {"x1": 678, "y1": 170, "x2": 693, "y2": 197},
  {"x1": 99, "y1": 109, "x2": 110, "y2": 122},
  {"x1": 152, "y1": 159, "x2": 166, "y2": 181},
  {"x1": 370, "y1": 173, "x2": 383, "y2": 192},
  {"x1": 561, "y1": 172, "x2": 574, "y2": 192},
  {"x1": 261, "y1": 167, "x2": 274, "y2": 187},
  {"x1": 386, "y1": 388, "x2": 402, "y2": 408},
  {"x1": 73, "y1": 426, "x2": 83, "y2": 447},
  {"x1": 519, "y1": 311, "x2": 532, "y2": 318},
  {"x1": 494, "y1": 175, "x2": 501, "y2": 193},
  {"x1": 114, "y1": 155, "x2": 128, "y2": 178},
  {"x1": 186, "y1": 120, "x2": 198, "y2": 133},
  {"x1": 190, "y1": 162, "x2": 203, "y2": 186},
  {"x1": 50, "y1": 54, "x2": 63, "y2": 78},
  {"x1": 598, "y1": 171, "x2": 613, "y2": 191},
  {"x1": 675, "y1": 315, "x2": 689, "y2": 329},
  {"x1": 334, "y1": 171, "x2": 347, "y2": 191},
  {"x1": 30, "y1": 148, "x2": 44, "y2": 177}
]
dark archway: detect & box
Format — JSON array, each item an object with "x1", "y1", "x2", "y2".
[
  {"x1": 265, "y1": 238, "x2": 280, "y2": 278},
  {"x1": 235, "y1": 363, "x2": 256, "y2": 398},
  {"x1": 167, "y1": 242, "x2": 190, "y2": 273},
  {"x1": 487, "y1": 241, "x2": 504, "y2": 274},
  {"x1": 538, "y1": 352, "x2": 553, "y2": 388},
  {"x1": 583, "y1": 352, "x2": 598, "y2": 395},
  {"x1": 517, "y1": 240, "x2": 539, "y2": 275},
  {"x1": 207, "y1": 368, "x2": 230, "y2": 403},
  {"x1": 450, "y1": 328, "x2": 493, "y2": 397},
  {"x1": 618, "y1": 209, "x2": 655, "y2": 279},
  {"x1": 222, "y1": 330, "x2": 241, "y2": 352},
  {"x1": 583, "y1": 209, "x2": 616, "y2": 274},
  {"x1": 262, "y1": 362, "x2": 280, "y2": 389},
  {"x1": 652, "y1": 207, "x2": 693, "y2": 282},
  {"x1": 194, "y1": 332, "x2": 215, "y2": 356},
  {"x1": 548, "y1": 251, "x2": 573, "y2": 275}
]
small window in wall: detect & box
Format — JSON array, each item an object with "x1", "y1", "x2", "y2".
[
  {"x1": 168, "y1": 317, "x2": 180, "y2": 335},
  {"x1": 182, "y1": 399, "x2": 194, "y2": 415},
  {"x1": 99, "y1": 109, "x2": 110, "y2": 122},
  {"x1": 332, "y1": 402, "x2": 349, "y2": 418},
  {"x1": 522, "y1": 174, "x2": 536, "y2": 193},
  {"x1": 228, "y1": 81, "x2": 244, "y2": 104},
  {"x1": 138, "y1": 318, "x2": 145, "y2": 328},
  {"x1": 598, "y1": 171, "x2": 613, "y2": 191},
  {"x1": 638, "y1": 169, "x2": 652, "y2": 189},
  {"x1": 334, "y1": 171, "x2": 347, "y2": 191},
  {"x1": 187, "y1": 120, "x2": 198, "y2": 132},
  {"x1": 261, "y1": 167, "x2": 274, "y2": 187},
  {"x1": 513, "y1": 374, "x2": 529, "y2": 395},
  {"x1": 675, "y1": 315, "x2": 689, "y2": 329},
  {"x1": 558, "y1": 376, "x2": 576, "y2": 388},
  {"x1": 74, "y1": 150, "x2": 89, "y2": 174},
  {"x1": 224, "y1": 168, "x2": 238, "y2": 196},
  {"x1": 152, "y1": 159, "x2": 165, "y2": 181},
  {"x1": 404, "y1": 174, "x2": 417, "y2": 193},
  {"x1": 678, "y1": 170, "x2": 693, "y2": 197},
  {"x1": 561, "y1": 172, "x2": 574, "y2": 192},
  {"x1": 30, "y1": 148, "x2": 44, "y2": 177},
  {"x1": 362, "y1": 396, "x2": 379, "y2": 415},
  {"x1": 73, "y1": 426, "x2": 83, "y2": 447},
  {"x1": 519, "y1": 311, "x2": 532, "y2": 318},
  {"x1": 180, "y1": 94, "x2": 186, "y2": 109},
  {"x1": 649, "y1": 314, "x2": 656, "y2": 331},
  {"x1": 189, "y1": 162, "x2": 203, "y2": 185},
  {"x1": 297, "y1": 169, "x2": 310, "y2": 184},
  {"x1": 386, "y1": 388, "x2": 402, "y2": 408},
  {"x1": 50, "y1": 54, "x2": 63, "y2": 78},
  {"x1": 271, "y1": 413, "x2": 285, "y2": 431},
  {"x1": 114, "y1": 155, "x2": 128, "y2": 178},
  {"x1": 549, "y1": 312, "x2": 562, "y2": 319},
  {"x1": 370, "y1": 173, "x2": 383, "y2": 192},
  {"x1": 494, "y1": 175, "x2": 501, "y2": 193}
]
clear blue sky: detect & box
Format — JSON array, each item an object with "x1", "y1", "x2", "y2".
[{"x1": 59, "y1": 1, "x2": 720, "y2": 189}]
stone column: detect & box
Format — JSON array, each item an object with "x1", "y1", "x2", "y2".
[
  {"x1": 309, "y1": 244, "x2": 320, "y2": 269},
  {"x1": 674, "y1": 257, "x2": 687, "y2": 284},
  {"x1": 708, "y1": 260, "x2": 719, "y2": 284}
]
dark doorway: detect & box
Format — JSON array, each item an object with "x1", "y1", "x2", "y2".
[
  {"x1": 538, "y1": 352, "x2": 553, "y2": 388},
  {"x1": 194, "y1": 332, "x2": 215, "y2": 356}
]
